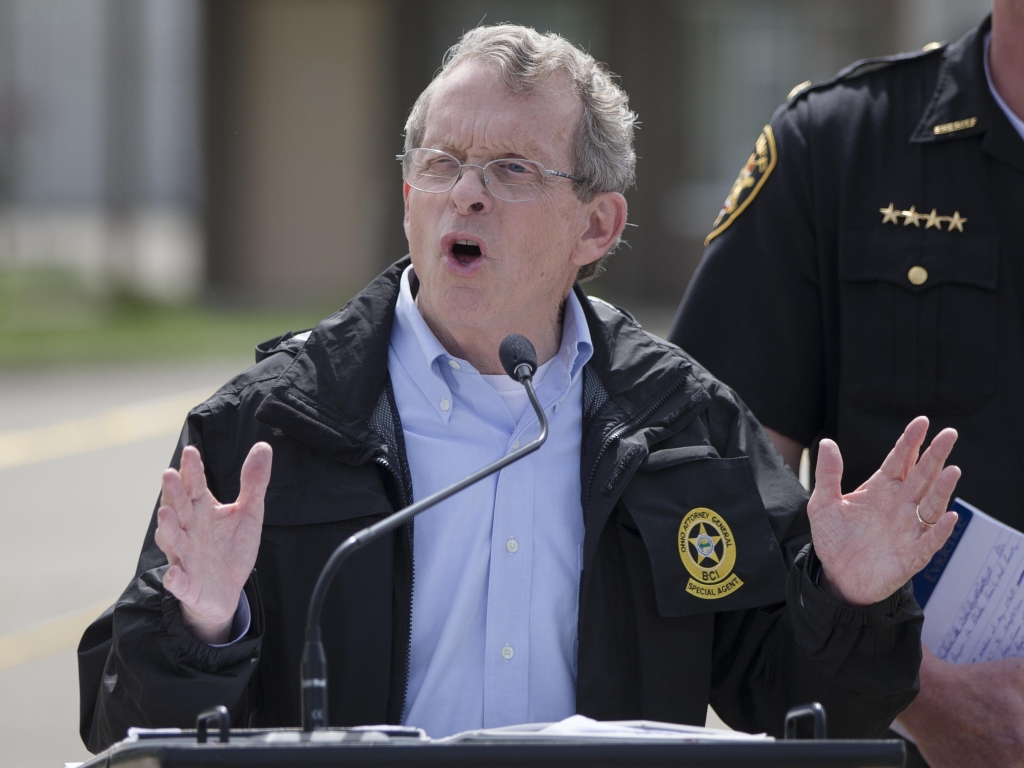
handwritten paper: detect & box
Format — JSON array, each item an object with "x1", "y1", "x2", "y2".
[{"x1": 912, "y1": 498, "x2": 1024, "y2": 663}]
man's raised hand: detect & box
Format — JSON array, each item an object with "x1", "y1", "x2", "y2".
[
  {"x1": 153, "y1": 442, "x2": 272, "y2": 644},
  {"x1": 807, "y1": 416, "x2": 960, "y2": 606}
]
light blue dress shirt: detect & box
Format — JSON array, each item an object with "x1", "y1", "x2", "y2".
[
  {"x1": 985, "y1": 32, "x2": 1024, "y2": 142},
  {"x1": 389, "y1": 266, "x2": 593, "y2": 738}
]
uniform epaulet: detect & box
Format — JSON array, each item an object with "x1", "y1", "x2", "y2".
[
  {"x1": 254, "y1": 329, "x2": 313, "y2": 363},
  {"x1": 785, "y1": 41, "x2": 947, "y2": 106}
]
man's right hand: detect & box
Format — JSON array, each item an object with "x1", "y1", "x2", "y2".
[{"x1": 154, "y1": 442, "x2": 273, "y2": 644}]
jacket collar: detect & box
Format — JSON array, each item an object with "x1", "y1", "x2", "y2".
[
  {"x1": 577, "y1": 288, "x2": 704, "y2": 432},
  {"x1": 910, "y1": 15, "x2": 1024, "y2": 173},
  {"x1": 910, "y1": 16, "x2": 992, "y2": 145},
  {"x1": 255, "y1": 258, "x2": 408, "y2": 465},
  {"x1": 256, "y1": 257, "x2": 707, "y2": 465}
]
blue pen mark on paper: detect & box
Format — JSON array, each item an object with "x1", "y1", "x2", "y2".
[{"x1": 913, "y1": 500, "x2": 974, "y2": 609}]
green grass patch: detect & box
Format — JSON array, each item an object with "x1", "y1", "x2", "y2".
[{"x1": 0, "y1": 268, "x2": 335, "y2": 367}]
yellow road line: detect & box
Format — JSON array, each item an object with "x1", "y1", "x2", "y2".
[
  {"x1": 0, "y1": 599, "x2": 116, "y2": 671},
  {"x1": 0, "y1": 389, "x2": 212, "y2": 470}
]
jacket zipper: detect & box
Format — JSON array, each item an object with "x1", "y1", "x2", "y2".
[
  {"x1": 374, "y1": 453, "x2": 414, "y2": 724},
  {"x1": 584, "y1": 376, "x2": 691, "y2": 507}
]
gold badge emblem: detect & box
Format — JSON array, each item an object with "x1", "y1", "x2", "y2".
[
  {"x1": 933, "y1": 117, "x2": 977, "y2": 135},
  {"x1": 678, "y1": 507, "x2": 744, "y2": 600},
  {"x1": 704, "y1": 125, "x2": 777, "y2": 246}
]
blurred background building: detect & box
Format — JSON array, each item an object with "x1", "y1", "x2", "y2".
[{"x1": 0, "y1": 0, "x2": 993, "y2": 331}]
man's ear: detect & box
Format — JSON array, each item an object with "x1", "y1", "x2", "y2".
[
  {"x1": 403, "y1": 181, "x2": 412, "y2": 240},
  {"x1": 572, "y1": 192, "x2": 628, "y2": 268}
]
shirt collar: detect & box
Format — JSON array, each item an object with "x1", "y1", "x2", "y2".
[
  {"x1": 983, "y1": 32, "x2": 1024, "y2": 143},
  {"x1": 390, "y1": 267, "x2": 458, "y2": 422},
  {"x1": 557, "y1": 278, "x2": 594, "y2": 386},
  {"x1": 390, "y1": 265, "x2": 594, "y2": 419},
  {"x1": 393, "y1": 266, "x2": 453, "y2": 376}
]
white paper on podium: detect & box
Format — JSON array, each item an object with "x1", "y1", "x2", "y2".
[
  {"x1": 913, "y1": 498, "x2": 1024, "y2": 662},
  {"x1": 441, "y1": 714, "x2": 771, "y2": 743}
]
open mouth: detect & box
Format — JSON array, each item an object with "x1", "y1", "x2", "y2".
[
  {"x1": 448, "y1": 238, "x2": 484, "y2": 266},
  {"x1": 440, "y1": 233, "x2": 487, "y2": 268}
]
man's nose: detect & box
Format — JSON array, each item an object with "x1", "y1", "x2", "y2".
[{"x1": 450, "y1": 164, "x2": 491, "y2": 214}]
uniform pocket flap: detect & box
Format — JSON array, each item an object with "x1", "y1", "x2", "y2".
[
  {"x1": 839, "y1": 227, "x2": 999, "y2": 292},
  {"x1": 641, "y1": 444, "x2": 720, "y2": 471},
  {"x1": 623, "y1": 456, "x2": 789, "y2": 617}
]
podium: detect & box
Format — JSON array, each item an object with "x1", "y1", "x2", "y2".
[
  {"x1": 77, "y1": 704, "x2": 905, "y2": 767},
  {"x1": 78, "y1": 727, "x2": 907, "y2": 768}
]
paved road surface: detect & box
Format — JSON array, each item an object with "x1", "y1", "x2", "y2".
[
  {"x1": 0, "y1": 359, "x2": 249, "y2": 768},
  {"x1": 0, "y1": 351, "x2": 728, "y2": 768}
]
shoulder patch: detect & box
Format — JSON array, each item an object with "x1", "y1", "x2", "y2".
[{"x1": 704, "y1": 125, "x2": 776, "y2": 246}]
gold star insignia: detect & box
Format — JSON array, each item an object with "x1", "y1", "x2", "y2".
[
  {"x1": 924, "y1": 208, "x2": 943, "y2": 229},
  {"x1": 947, "y1": 211, "x2": 966, "y2": 232},
  {"x1": 879, "y1": 203, "x2": 900, "y2": 224},
  {"x1": 902, "y1": 206, "x2": 922, "y2": 227}
]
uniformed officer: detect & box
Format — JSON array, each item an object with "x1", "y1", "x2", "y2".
[{"x1": 669, "y1": 4, "x2": 1024, "y2": 768}]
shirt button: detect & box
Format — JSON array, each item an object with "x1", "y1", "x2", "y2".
[
  {"x1": 448, "y1": 359, "x2": 461, "y2": 370},
  {"x1": 440, "y1": 398, "x2": 451, "y2": 411},
  {"x1": 506, "y1": 538, "x2": 519, "y2": 554},
  {"x1": 501, "y1": 645, "x2": 514, "y2": 661},
  {"x1": 512, "y1": 440, "x2": 520, "y2": 451},
  {"x1": 908, "y1": 266, "x2": 928, "y2": 285}
]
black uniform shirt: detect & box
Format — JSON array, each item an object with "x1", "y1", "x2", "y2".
[{"x1": 669, "y1": 16, "x2": 1024, "y2": 529}]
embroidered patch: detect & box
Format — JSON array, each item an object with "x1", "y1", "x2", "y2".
[
  {"x1": 678, "y1": 507, "x2": 743, "y2": 599},
  {"x1": 705, "y1": 125, "x2": 777, "y2": 246}
]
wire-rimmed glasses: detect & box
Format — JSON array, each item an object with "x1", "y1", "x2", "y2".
[{"x1": 397, "y1": 148, "x2": 587, "y2": 203}]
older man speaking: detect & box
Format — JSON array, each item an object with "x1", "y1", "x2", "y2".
[{"x1": 79, "y1": 25, "x2": 959, "y2": 750}]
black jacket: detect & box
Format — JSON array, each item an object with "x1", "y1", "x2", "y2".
[
  {"x1": 670, "y1": 17, "x2": 1024, "y2": 528},
  {"x1": 79, "y1": 258, "x2": 924, "y2": 752}
]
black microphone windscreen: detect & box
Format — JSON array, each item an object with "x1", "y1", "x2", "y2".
[{"x1": 499, "y1": 334, "x2": 538, "y2": 380}]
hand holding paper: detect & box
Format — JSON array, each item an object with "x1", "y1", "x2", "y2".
[{"x1": 807, "y1": 416, "x2": 960, "y2": 606}]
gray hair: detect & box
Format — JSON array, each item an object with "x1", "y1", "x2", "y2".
[{"x1": 403, "y1": 24, "x2": 637, "y2": 281}]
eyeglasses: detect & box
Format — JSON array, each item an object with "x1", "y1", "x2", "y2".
[{"x1": 397, "y1": 148, "x2": 587, "y2": 203}]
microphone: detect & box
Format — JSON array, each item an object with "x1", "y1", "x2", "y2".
[
  {"x1": 499, "y1": 333, "x2": 538, "y2": 382},
  {"x1": 301, "y1": 335, "x2": 548, "y2": 730}
]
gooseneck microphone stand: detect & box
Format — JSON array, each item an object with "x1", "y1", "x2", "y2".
[{"x1": 300, "y1": 334, "x2": 547, "y2": 730}]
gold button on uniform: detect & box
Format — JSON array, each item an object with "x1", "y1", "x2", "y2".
[{"x1": 908, "y1": 266, "x2": 928, "y2": 286}]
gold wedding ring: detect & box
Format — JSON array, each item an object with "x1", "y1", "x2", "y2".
[{"x1": 916, "y1": 505, "x2": 936, "y2": 528}]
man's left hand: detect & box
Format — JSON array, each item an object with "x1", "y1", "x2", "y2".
[{"x1": 808, "y1": 416, "x2": 960, "y2": 606}]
